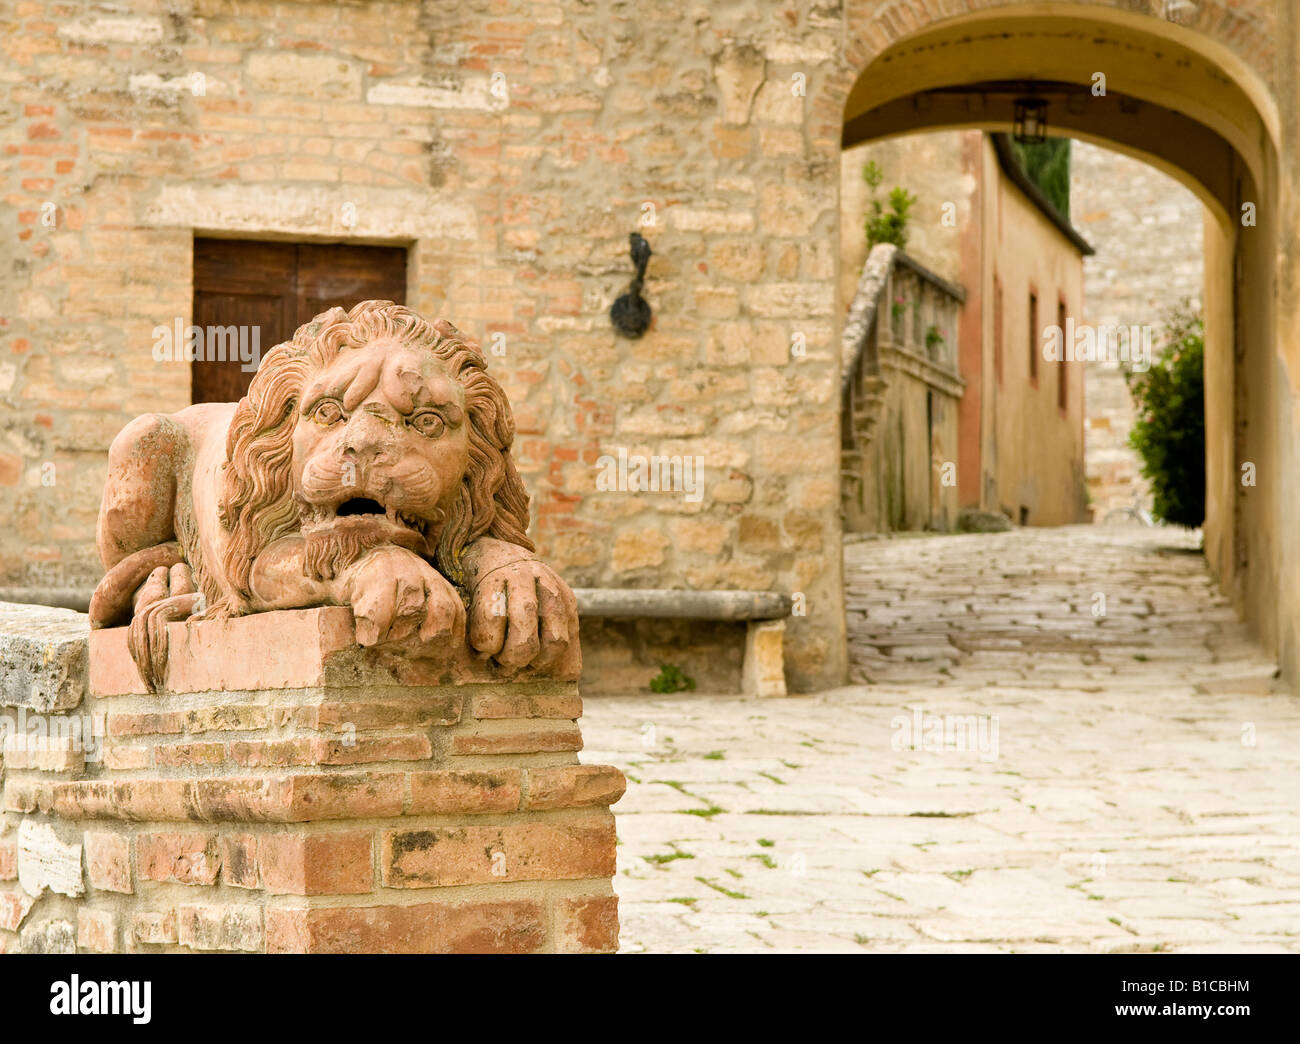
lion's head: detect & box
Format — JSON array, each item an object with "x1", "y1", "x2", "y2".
[{"x1": 215, "y1": 301, "x2": 533, "y2": 612}]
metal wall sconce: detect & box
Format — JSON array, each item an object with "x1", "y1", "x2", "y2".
[
  {"x1": 1013, "y1": 97, "x2": 1048, "y2": 145},
  {"x1": 610, "y1": 232, "x2": 652, "y2": 339}
]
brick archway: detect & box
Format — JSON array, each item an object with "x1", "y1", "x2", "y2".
[
  {"x1": 823, "y1": 0, "x2": 1288, "y2": 674},
  {"x1": 825, "y1": 0, "x2": 1277, "y2": 115}
]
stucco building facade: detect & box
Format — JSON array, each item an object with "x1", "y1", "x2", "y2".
[{"x1": 842, "y1": 130, "x2": 1090, "y2": 530}]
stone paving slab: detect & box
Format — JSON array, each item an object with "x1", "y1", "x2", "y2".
[{"x1": 582, "y1": 525, "x2": 1300, "y2": 953}]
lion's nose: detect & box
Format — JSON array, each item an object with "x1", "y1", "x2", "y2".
[{"x1": 339, "y1": 415, "x2": 395, "y2": 467}]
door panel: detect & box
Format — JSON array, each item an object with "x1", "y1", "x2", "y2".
[
  {"x1": 191, "y1": 239, "x2": 407, "y2": 403},
  {"x1": 192, "y1": 291, "x2": 286, "y2": 404},
  {"x1": 296, "y1": 243, "x2": 406, "y2": 325},
  {"x1": 193, "y1": 239, "x2": 297, "y2": 295}
]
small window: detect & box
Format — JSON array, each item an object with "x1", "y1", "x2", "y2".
[
  {"x1": 1028, "y1": 289, "x2": 1039, "y2": 384},
  {"x1": 994, "y1": 274, "x2": 1004, "y2": 385},
  {"x1": 1057, "y1": 297, "x2": 1069, "y2": 411},
  {"x1": 191, "y1": 238, "x2": 407, "y2": 404}
]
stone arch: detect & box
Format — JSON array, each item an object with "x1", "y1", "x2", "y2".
[
  {"x1": 828, "y1": 1, "x2": 1276, "y2": 110},
  {"x1": 824, "y1": 0, "x2": 1287, "y2": 664},
  {"x1": 834, "y1": 6, "x2": 1279, "y2": 218}
]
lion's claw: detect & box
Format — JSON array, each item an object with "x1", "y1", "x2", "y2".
[
  {"x1": 345, "y1": 546, "x2": 465, "y2": 650},
  {"x1": 468, "y1": 559, "x2": 577, "y2": 672},
  {"x1": 128, "y1": 591, "x2": 202, "y2": 691}
]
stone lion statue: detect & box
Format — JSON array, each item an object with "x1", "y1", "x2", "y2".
[{"x1": 89, "y1": 300, "x2": 577, "y2": 689}]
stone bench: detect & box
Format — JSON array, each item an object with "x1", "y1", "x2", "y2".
[{"x1": 573, "y1": 589, "x2": 791, "y2": 698}]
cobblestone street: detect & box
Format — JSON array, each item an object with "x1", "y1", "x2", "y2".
[{"x1": 581, "y1": 526, "x2": 1300, "y2": 953}]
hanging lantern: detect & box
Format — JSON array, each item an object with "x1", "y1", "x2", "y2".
[{"x1": 1013, "y1": 97, "x2": 1048, "y2": 145}]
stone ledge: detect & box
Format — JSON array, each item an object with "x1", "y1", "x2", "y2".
[
  {"x1": 0, "y1": 602, "x2": 89, "y2": 712},
  {"x1": 574, "y1": 588, "x2": 791, "y2": 621},
  {"x1": 90, "y1": 605, "x2": 581, "y2": 696},
  {"x1": 5, "y1": 765, "x2": 626, "y2": 822}
]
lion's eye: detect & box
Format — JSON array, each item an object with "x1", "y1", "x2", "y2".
[
  {"x1": 312, "y1": 400, "x2": 344, "y2": 426},
  {"x1": 409, "y1": 411, "x2": 445, "y2": 438}
]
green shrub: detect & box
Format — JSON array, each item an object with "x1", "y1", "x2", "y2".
[
  {"x1": 1124, "y1": 304, "x2": 1205, "y2": 527},
  {"x1": 863, "y1": 161, "x2": 917, "y2": 250},
  {"x1": 1009, "y1": 137, "x2": 1071, "y2": 217},
  {"x1": 649, "y1": 664, "x2": 695, "y2": 694}
]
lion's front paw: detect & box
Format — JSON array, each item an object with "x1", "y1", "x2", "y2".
[
  {"x1": 468, "y1": 559, "x2": 578, "y2": 671},
  {"x1": 342, "y1": 546, "x2": 465, "y2": 648},
  {"x1": 126, "y1": 562, "x2": 202, "y2": 690},
  {"x1": 128, "y1": 592, "x2": 203, "y2": 691}
]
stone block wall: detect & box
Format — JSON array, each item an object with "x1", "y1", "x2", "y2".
[
  {"x1": 1, "y1": 604, "x2": 624, "y2": 953},
  {"x1": 1, "y1": 0, "x2": 1281, "y2": 691},
  {"x1": 0, "y1": 0, "x2": 847, "y2": 690}
]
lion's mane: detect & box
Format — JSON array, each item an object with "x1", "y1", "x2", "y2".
[{"x1": 213, "y1": 300, "x2": 534, "y2": 614}]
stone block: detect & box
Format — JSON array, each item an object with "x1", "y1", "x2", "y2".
[
  {"x1": 90, "y1": 606, "x2": 580, "y2": 697},
  {"x1": 0, "y1": 602, "x2": 88, "y2": 711},
  {"x1": 554, "y1": 895, "x2": 620, "y2": 953},
  {"x1": 77, "y1": 908, "x2": 118, "y2": 952},
  {"x1": 177, "y1": 903, "x2": 263, "y2": 952},
  {"x1": 265, "y1": 900, "x2": 546, "y2": 955},
  {"x1": 743, "y1": 619, "x2": 788, "y2": 698},
  {"x1": 19, "y1": 918, "x2": 76, "y2": 954},
  {"x1": 17, "y1": 819, "x2": 84, "y2": 898},
  {"x1": 246, "y1": 53, "x2": 362, "y2": 100},
  {"x1": 132, "y1": 910, "x2": 176, "y2": 945},
  {"x1": 713, "y1": 43, "x2": 765, "y2": 125},
  {"x1": 84, "y1": 831, "x2": 132, "y2": 894},
  {"x1": 0, "y1": 596, "x2": 623, "y2": 952}
]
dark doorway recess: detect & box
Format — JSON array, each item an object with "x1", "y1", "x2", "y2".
[{"x1": 191, "y1": 238, "x2": 407, "y2": 403}]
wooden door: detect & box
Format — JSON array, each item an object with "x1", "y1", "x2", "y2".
[{"x1": 191, "y1": 239, "x2": 407, "y2": 403}]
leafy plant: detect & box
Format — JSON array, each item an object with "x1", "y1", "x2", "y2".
[
  {"x1": 925, "y1": 325, "x2": 946, "y2": 352},
  {"x1": 1124, "y1": 303, "x2": 1205, "y2": 527},
  {"x1": 863, "y1": 160, "x2": 917, "y2": 249},
  {"x1": 649, "y1": 663, "x2": 695, "y2": 694},
  {"x1": 1009, "y1": 136, "x2": 1072, "y2": 217}
]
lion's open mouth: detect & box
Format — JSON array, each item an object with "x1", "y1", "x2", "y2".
[
  {"x1": 296, "y1": 494, "x2": 428, "y2": 540},
  {"x1": 336, "y1": 497, "x2": 385, "y2": 517},
  {"x1": 331, "y1": 497, "x2": 425, "y2": 532},
  {"x1": 294, "y1": 493, "x2": 431, "y2": 580}
]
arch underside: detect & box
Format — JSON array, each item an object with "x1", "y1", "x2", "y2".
[
  {"x1": 844, "y1": 82, "x2": 1236, "y2": 227},
  {"x1": 841, "y1": 9, "x2": 1278, "y2": 227}
]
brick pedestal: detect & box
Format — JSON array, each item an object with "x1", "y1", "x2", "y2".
[{"x1": 1, "y1": 607, "x2": 624, "y2": 954}]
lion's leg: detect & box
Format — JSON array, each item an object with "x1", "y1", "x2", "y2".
[
  {"x1": 89, "y1": 542, "x2": 184, "y2": 629},
  {"x1": 89, "y1": 413, "x2": 189, "y2": 632},
  {"x1": 96, "y1": 412, "x2": 186, "y2": 569}
]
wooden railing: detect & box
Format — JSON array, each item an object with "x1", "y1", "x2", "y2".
[{"x1": 841, "y1": 244, "x2": 966, "y2": 531}]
